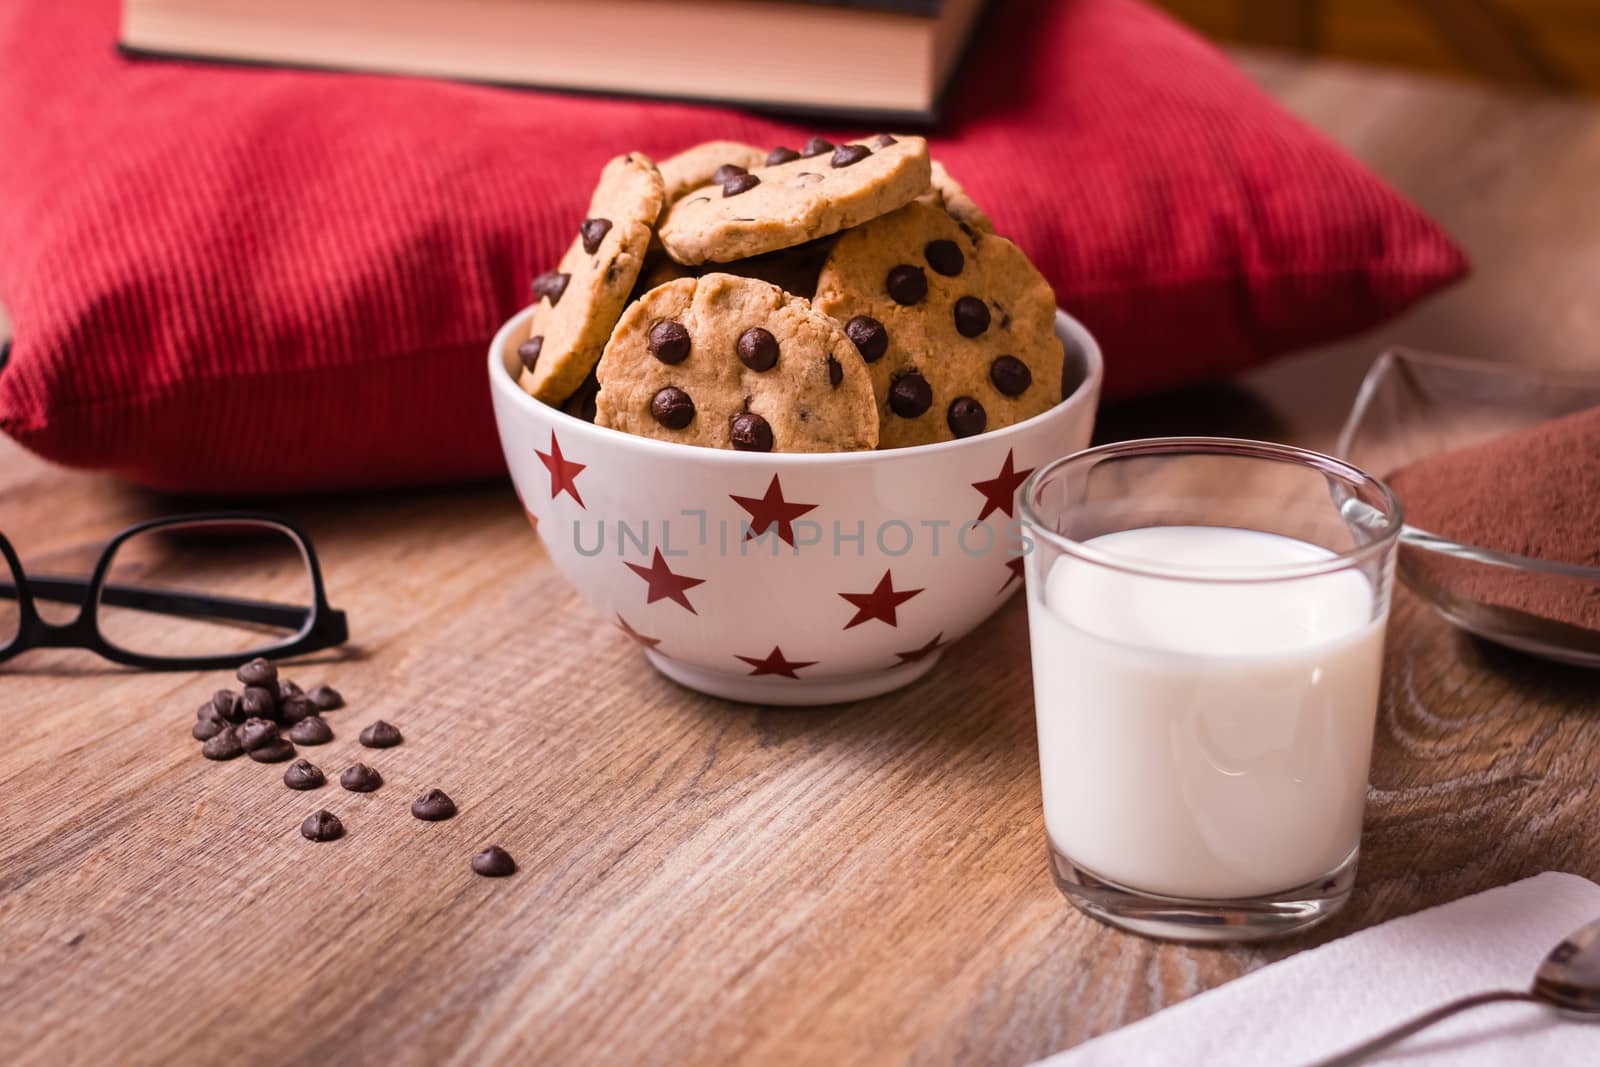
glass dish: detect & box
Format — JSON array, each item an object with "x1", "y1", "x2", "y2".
[{"x1": 1336, "y1": 348, "x2": 1600, "y2": 667}]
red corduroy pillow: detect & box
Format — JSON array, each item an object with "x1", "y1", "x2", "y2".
[{"x1": 0, "y1": 0, "x2": 1466, "y2": 493}]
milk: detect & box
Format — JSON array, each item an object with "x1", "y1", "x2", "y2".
[{"x1": 1027, "y1": 526, "x2": 1386, "y2": 900}]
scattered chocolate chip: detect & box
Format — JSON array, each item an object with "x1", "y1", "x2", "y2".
[
  {"x1": 711, "y1": 164, "x2": 748, "y2": 186},
  {"x1": 197, "y1": 700, "x2": 223, "y2": 723},
  {"x1": 237, "y1": 717, "x2": 280, "y2": 752},
  {"x1": 845, "y1": 315, "x2": 888, "y2": 361},
  {"x1": 301, "y1": 810, "x2": 343, "y2": 842},
  {"x1": 954, "y1": 296, "x2": 991, "y2": 337},
  {"x1": 872, "y1": 133, "x2": 898, "y2": 148},
  {"x1": 280, "y1": 695, "x2": 316, "y2": 724},
  {"x1": 730, "y1": 411, "x2": 774, "y2": 452},
  {"x1": 237, "y1": 657, "x2": 277, "y2": 687},
  {"x1": 721, "y1": 173, "x2": 760, "y2": 197},
  {"x1": 340, "y1": 763, "x2": 383, "y2": 792},
  {"x1": 990, "y1": 355, "x2": 1032, "y2": 396},
  {"x1": 192, "y1": 717, "x2": 227, "y2": 741},
  {"x1": 517, "y1": 336, "x2": 543, "y2": 373},
  {"x1": 885, "y1": 265, "x2": 928, "y2": 306},
  {"x1": 790, "y1": 171, "x2": 825, "y2": 187},
  {"x1": 580, "y1": 218, "x2": 612, "y2": 255},
  {"x1": 359, "y1": 720, "x2": 402, "y2": 749},
  {"x1": 283, "y1": 759, "x2": 325, "y2": 790},
  {"x1": 248, "y1": 738, "x2": 296, "y2": 763},
  {"x1": 651, "y1": 387, "x2": 696, "y2": 430},
  {"x1": 531, "y1": 270, "x2": 570, "y2": 306},
  {"x1": 411, "y1": 789, "x2": 458, "y2": 821},
  {"x1": 830, "y1": 143, "x2": 871, "y2": 168},
  {"x1": 201, "y1": 727, "x2": 243, "y2": 761},
  {"x1": 827, "y1": 356, "x2": 843, "y2": 388},
  {"x1": 648, "y1": 320, "x2": 691, "y2": 364},
  {"x1": 307, "y1": 684, "x2": 343, "y2": 711},
  {"x1": 278, "y1": 678, "x2": 303, "y2": 699},
  {"x1": 240, "y1": 686, "x2": 277, "y2": 720},
  {"x1": 766, "y1": 146, "x2": 800, "y2": 165},
  {"x1": 947, "y1": 397, "x2": 988, "y2": 438},
  {"x1": 211, "y1": 689, "x2": 242, "y2": 722},
  {"x1": 472, "y1": 846, "x2": 517, "y2": 877},
  {"x1": 288, "y1": 716, "x2": 334, "y2": 745},
  {"x1": 889, "y1": 372, "x2": 933, "y2": 418},
  {"x1": 736, "y1": 327, "x2": 779, "y2": 371},
  {"x1": 924, "y1": 239, "x2": 964, "y2": 276},
  {"x1": 801, "y1": 136, "x2": 834, "y2": 158}
]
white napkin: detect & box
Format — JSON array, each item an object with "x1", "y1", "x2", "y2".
[{"x1": 1035, "y1": 872, "x2": 1600, "y2": 1066}]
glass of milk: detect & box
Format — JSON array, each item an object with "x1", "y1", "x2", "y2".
[{"x1": 1019, "y1": 438, "x2": 1403, "y2": 942}]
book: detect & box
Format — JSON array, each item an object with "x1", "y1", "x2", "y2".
[{"x1": 119, "y1": 0, "x2": 988, "y2": 123}]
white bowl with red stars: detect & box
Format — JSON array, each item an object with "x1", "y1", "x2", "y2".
[{"x1": 488, "y1": 305, "x2": 1102, "y2": 706}]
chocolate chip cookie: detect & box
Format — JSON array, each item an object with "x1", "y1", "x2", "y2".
[
  {"x1": 518, "y1": 152, "x2": 665, "y2": 405},
  {"x1": 658, "y1": 140, "x2": 768, "y2": 207},
  {"x1": 657, "y1": 135, "x2": 931, "y2": 266},
  {"x1": 918, "y1": 160, "x2": 995, "y2": 235},
  {"x1": 813, "y1": 201, "x2": 1061, "y2": 449},
  {"x1": 595, "y1": 273, "x2": 878, "y2": 452}
]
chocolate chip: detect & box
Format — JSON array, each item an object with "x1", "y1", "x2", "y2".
[
  {"x1": 197, "y1": 700, "x2": 223, "y2": 723},
  {"x1": 283, "y1": 759, "x2": 325, "y2": 791},
  {"x1": 580, "y1": 218, "x2": 612, "y2": 255},
  {"x1": 237, "y1": 657, "x2": 277, "y2": 687},
  {"x1": 954, "y1": 296, "x2": 991, "y2": 337},
  {"x1": 277, "y1": 678, "x2": 303, "y2": 701},
  {"x1": 647, "y1": 320, "x2": 691, "y2": 364},
  {"x1": 766, "y1": 146, "x2": 800, "y2": 165},
  {"x1": 531, "y1": 270, "x2": 570, "y2": 306},
  {"x1": 722, "y1": 173, "x2": 760, "y2": 197},
  {"x1": 947, "y1": 397, "x2": 987, "y2": 437},
  {"x1": 827, "y1": 356, "x2": 843, "y2": 388},
  {"x1": 517, "y1": 336, "x2": 543, "y2": 373},
  {"x1": 886, "y1": 265, "x2": 927, "y2": 306},
  {"x1": 280, "y1": 695, "x2": 316, "y2": 724},
  {"x1": 830, "y1": 144, "x2": 871, "y2": 168},
  {"x1": 872, "y1": 133, "x2": 898, "y2": 148},
  {"x1": 411, "y1": 789, "x2": 458, "y2": 821},
  {"x1": 889, "y1": 372, "x2": 933, "y2": 418},
  {"x1": 240, "y1": 686, "x2": 277, "y2": 720},
  {"x1": 845, "y1": 315, "x2": 888, "y2": 361},
  {"x1": 237, "y1": 717, "x2": 280, "y2": 752},
  {"x1": 924, "y1": 239, "x2": 964, "y2": 276},
  {"x1": 358, "y1": 720, "x2": 402, "y2": 748},
  {"x1": 249, "y1": 738, "x2": 296, "y2": 763},
  {"x1": 472, "y1": 846, "x2": 517, "y2": 877},
  {"x1": 990, "y1": 355, "x2": 1032, "y2": 396},
  {"x1": 288, "y1": 716, "x2": 334, "y2": 745},
  {"x1": 201, "y1": 727, "x2": 243, "y2": 761},
  {"x1": 210, "y1": 690, "x2": 243, "y2": 722},
  {"x1": 801, "y1": 136, "x2": 834, "y2": 158},
  {"x1": 651, "y1": 387, "x2": 696, "y2": 430},
  {"x1": 711, "y1": 164, "x2": 748, "y2": 186},
  {"x1": 790, "y1": 172, "x2": 824, "y2": 187},
  {"x1": 301, "y1": 810, "x2": 343, "y2": 842},
  {"x1": 736, "y1": 327, "x2": 779, "y2": 371},
  {"x1": 192, "y1": 717, "x2": 227, "y2": 741},
  {"x1": 730, "y1": 412, "x2": 774, "y2": 452},
  {"x1": 307, "y1": 684, "x2": 343, "y2": 711},
  {"x1": 340, "y1": 763, "x2": 383, "y2": 792}
]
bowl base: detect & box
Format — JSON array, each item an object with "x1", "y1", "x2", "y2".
[{"x1": 644, "y1": 649, "x2": 942, "y2": 706}]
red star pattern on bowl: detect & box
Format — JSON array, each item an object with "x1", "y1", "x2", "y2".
[
  {"x1": 625, "y1": 548, "x2": 706, "y2": 614},
  {"x1": 839, "y1": 569, "x2": 923, "y2": 630},
  {"x1": 729, "y1": 475, "x2": 818, "y2": 548},
  {"x1": 615, "y1": 614, "x2": 661, "y2": 650},
  {"x1": 735, "y1": 646, "x2": 818, "y2": 679},
  {"x1": 535, "y1": 431, "x2": 587, "y2": 508},
  {"x1": 971, "y1": 449, "x2": 1034, "y2": 522}
]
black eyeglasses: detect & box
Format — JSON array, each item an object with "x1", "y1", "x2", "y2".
[{"x1": 0, "y1": 513, "x2": 348, "y2": 670}]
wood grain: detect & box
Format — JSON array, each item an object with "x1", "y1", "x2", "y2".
[{"x1": 3, "y1": 55, "x2": 1600, "y2": 1066}]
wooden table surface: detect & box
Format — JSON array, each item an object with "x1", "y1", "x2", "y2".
[{"x1": 4, "y1": 53, "x2": 1599, "y2": 1066}]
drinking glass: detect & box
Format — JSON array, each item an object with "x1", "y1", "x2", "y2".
[{"x1": 1019, "y1": 438, "x2": 1403, "y2": 942}]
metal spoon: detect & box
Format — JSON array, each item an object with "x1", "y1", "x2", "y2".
[{"x1": 1307, "y1": 916, "x2": 1600, "y2": 1066}]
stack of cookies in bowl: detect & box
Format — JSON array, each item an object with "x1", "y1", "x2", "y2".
[
  {"x1": 513, "y1": 135, "x2": 1065, "y2": 453},
  {"x1": 490, "y1": 134, "x2": 1102, "y2": 706}
]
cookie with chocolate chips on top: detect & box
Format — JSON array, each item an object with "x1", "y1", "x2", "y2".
[
  {"x1": 657, "y1": 134, "x2": 931, "y2": 265},
  {"x1": 657, "y1": 140, "x2": 769, "y2": 207},
  {"x1": 813, "y1": 200, "x2": 1062, "y2": 449},
  {"x1": 517, "y1": 152, "x2": 665, "y2": 405},
  {"x1": 594, "y1": 274, "x2": 878, "y2": 452}
]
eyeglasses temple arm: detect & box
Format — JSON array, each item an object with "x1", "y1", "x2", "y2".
[{"x1": 1, "y1": 575, "x2": 312, "y2": 630}]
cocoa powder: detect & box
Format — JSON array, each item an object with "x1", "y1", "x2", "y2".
[{"x1": 1386, "y1": 404, "x2": 1600, "y2": 631}]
